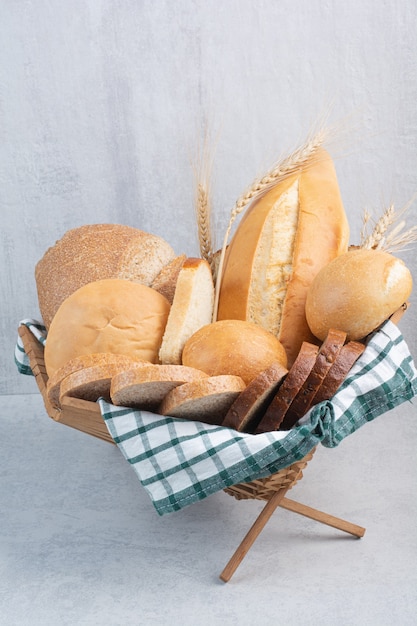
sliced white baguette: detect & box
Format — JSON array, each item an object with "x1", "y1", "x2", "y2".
[
  {"x1": 110, "y1": 364, "x2": 208, "y2": 411},
  {"x1": 158, "y1": 375, "x2": 246, "y2": 425},
  {"x1": 159, "y1": 257, "x2": 214, "y2": 365}
]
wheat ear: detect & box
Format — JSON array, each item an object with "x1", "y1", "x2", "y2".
[
  {"x1": 193, "y1": 129, "x2": 216, "y2": 273},
  {"x1": 212, "y1": 128, "x2": 328, "y2": 322},
  {"x1": 360, "y1": 197, "x2": 417, "y2": 253}
]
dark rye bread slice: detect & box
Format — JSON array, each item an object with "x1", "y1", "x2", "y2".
[
  {"x1": 278, "y1": 329, "x2": 347, "y2": 430},
  {"x1": 110, "y1": 364, "x2": 208, "y2": 411},
  {"x1": 222, "y1": 362, "x2": 288, "y2": 433},
  {"x1": 312, "y1": 340, "x2": 365, "y2": 405},
  {"x1": 158, "y1": 375, "x2": 246, "y2": 425},
  {"x1": 255, "y1": 342, "x2": 319, "y2": 434}
]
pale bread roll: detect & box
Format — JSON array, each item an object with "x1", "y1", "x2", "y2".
[
  {"x1": 305, "y1": 249, "x2": 413, "y2": 341},
  {"x1": 44, "y1": 279, "x2": 171, "y2": 378},
  {"x1": 181, "y1": 319, "x2": 288, "y2": 385},
  {"x1": 256, "y1": 342, "x2": 319, "y2": 433},
  {"x1": 222, "y1": 362, "x2": 288, "y2": 433},
  {"x1": 110, "y1": 364, "x2": 209, "y2": 411},
  {"x1": 46, "y1": 353, "x2": 146, "y2": 409},
  {"x1": 35, "y1": 224, "x2": 175, "y2": 328},
  {"x1": 159, "y1": 258, "x2": 214, "y2": 365},
  {"x1": 159, "y1": 375, "x2": 246, "y2": 425},
  {"x1": 217, "y1": 148, "x2": 349, "y2": 366}
]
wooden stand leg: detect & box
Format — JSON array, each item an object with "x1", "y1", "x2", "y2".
[
  {"x1": 219, "y1": 493, "x2": 366, "y2": 582},
  {"x1": 219, "y1": 486, "x2": 290, "y2": 583},
  {"x1": 279, "y1": 497, "x2": 366, "y2": 538}
]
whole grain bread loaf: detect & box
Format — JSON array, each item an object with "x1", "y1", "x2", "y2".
[{"x1": 35, "y1": 224, "x2": 176, "y2": 328}]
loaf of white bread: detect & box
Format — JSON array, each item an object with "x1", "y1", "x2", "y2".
[
  {"x1": 35, "y1": 224, "x2": 176, "y2": 329},
  {"x1": 216, "y1": 148, "x2": 350, "y2": 366}
]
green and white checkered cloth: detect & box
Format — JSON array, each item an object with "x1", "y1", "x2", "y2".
[{"x1": 16, "y1": 318, "x2": 417, "y2": 515}]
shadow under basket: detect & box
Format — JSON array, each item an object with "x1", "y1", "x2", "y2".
[{"x1": 19, "y1": 323, "x2": 379, "y2": 582}]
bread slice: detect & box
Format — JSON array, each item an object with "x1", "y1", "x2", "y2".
[
  {"x1": 159, "y1": 258, "x2": 214, "y2": 365},
  {"x1": 255, "y1": 342, "x2": 319, "y2": 433},
  {"x1": 46, "y1": 353, "x2": 144, "y2": 408},
  {"x1": 110, "y1": 364, "x2": 208, "y2": 411},
  {"x1": 151, "y1": 254, "x2": 187, "y2": 304},
  {"x1": 312, "y1": 340, "x2": 365, "y2": 405},
  {"x1": 222, "y1": 362, "x2": 288, "y2": 432},
  {"x1": 279, "y1": 329, "x2": 347, "y2": 430},
  {"x1": 59, "y1": 361, "x2": 151, "y2": 404},
  {"x1": 159, "y1": 375, "x2": 246, "y2": 425}
]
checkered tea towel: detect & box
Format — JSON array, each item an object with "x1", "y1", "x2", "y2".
[{"x1": 16, "y1": 319, "x2": 417, "y2": 515}]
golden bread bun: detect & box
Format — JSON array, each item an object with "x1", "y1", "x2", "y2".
[
  {"x1": 217, "y1": 148, "x2": 349, "y2": 366},
  {"x1": 35, "y1": 224, "x2": 175, "y2": 328},
  {"x1": 305, "y1": 249, "x2": 413, "y2": 341},
  {"x1": 44, "y1": 279, "x2": 171, "y2": 378},
  {"x1": 181, "y1": 319, "x2": 288, "y2": 385}
]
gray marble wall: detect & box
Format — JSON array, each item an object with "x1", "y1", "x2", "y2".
[{"x1": 2, "y1": 0, "x2": 416, "y2": 394}]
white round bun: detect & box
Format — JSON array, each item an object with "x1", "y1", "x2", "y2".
[
  {"x1": 305, "y1": 249, "x2": 413, "y2": 341},
  {"x1": 44, "y1": 279, "x2": 171, "y2": 378}
]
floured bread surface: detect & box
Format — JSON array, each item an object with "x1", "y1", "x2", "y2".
[
  {"x1": 247, "y1": 180, "x2": 299, "y2": 335},
  {"x1": 159, "y1": 375, "x2": 246, "y2": 425},
  {"x1": 110, "y1": 364, "x2": 208, "y2": 410},
  {"x1": 44, "y1": 279, "x2": 171, "y2": 378},
  {"x1": 159, "y1": 258, "x2": 214, "y2": 365}
]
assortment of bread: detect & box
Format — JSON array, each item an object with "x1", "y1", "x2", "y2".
[{"x1": 36, "y1": 137, "x2": 414, "y2": 434}]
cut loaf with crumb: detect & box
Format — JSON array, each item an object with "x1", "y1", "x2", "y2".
[{"x1": 159, "y1": 258, "x2": 214, "y2": 365}]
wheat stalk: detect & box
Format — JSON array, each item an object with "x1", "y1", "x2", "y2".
[
  {"x1": 193, "y1": 128, "x2": 216, "y2": 274},
  {"x1": 212, "y1": 128, "x2": 329, "y2": 321},
  {"x1": 360, "y1": 198, "x2": 417, "y2": 253}
]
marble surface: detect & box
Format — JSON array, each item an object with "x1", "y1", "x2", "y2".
[{"x1": 1, "y1": 393, "x2": 416, "y2": 625}]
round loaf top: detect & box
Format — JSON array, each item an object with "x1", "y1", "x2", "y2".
[{"x1": 44, "y1": 278, "x2": 171, "y2": 378}]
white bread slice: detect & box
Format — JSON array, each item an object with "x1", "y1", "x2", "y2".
[
  {"x1": 110, "y1": 364, "x2": 208, "y2": 411},
  {"x1": 159, "y1": 257, "x2": 214, "y2": 365},
  {"x1": 159, "y1": 375, "x2": 246, "y2": 425}
]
